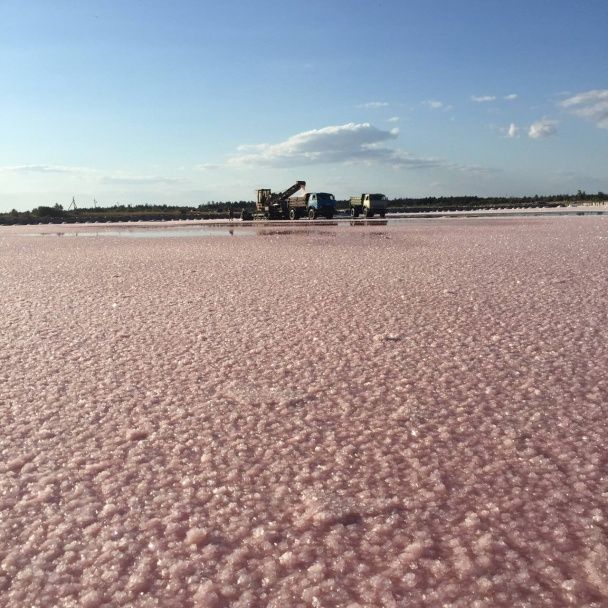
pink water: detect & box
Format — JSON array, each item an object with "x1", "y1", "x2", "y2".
[{"x1": 1, "y1": 218, "x2": 607, "y2": 607}]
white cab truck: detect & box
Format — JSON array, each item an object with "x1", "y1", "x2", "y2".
[{"x1": 349, "y1": 193, "x2": 388, "y2": 218}]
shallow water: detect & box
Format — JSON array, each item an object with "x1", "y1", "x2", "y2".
[
  {"x1": 1, "y1": 217, "x2": 607, "y2": 607},
  {"x1": 17, "y1": 228, "x2": 256, "y2": 239},
  {"x1": 9, "y1": 206, "x2": 607, "y2": 240}
]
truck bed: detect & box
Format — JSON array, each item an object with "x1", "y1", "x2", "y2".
[{"x1": 288, "y1": 197, "x2": 307, "y2": 208}]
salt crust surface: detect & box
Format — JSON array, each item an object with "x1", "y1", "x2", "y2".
[{"x1": 1, "y1": 217, "x2": 608, "y2": 607}]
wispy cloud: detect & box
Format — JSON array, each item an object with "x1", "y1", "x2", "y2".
[
  {"x1": 528, "y1": 118, "x2": 557, "y2": 139},
  {"x1": 0, "y1": 164, "x2": 95, "y2": 175},
  {"x1": 358, "y1": 101, "x2": 389, "y2": 108},
  {"x1": 472, "y1": 94, "x2": 517, "y2": 103},
  {"x1": 450, "y1": 163, "x2": 500, "y2": 176},
  {"x1": 0, "y1": 164, "x2": 184, "y2": 186},
  {"x1": 506, "y1": 123, "x2": 519, "y2": 138},
  {"x1": 194, "y1": 163, "x2": 222, "y2": 171},
  {"x1": 560, "y1": 89, "x2": 608, "y2": 129},
  {"x1": 387, "y1": 116, "x2": 400, "y2": 123},
  {"x1": 100, "y1": 175, "x2": 185, "y2": 185},
  {"x1": 471, "y1": 95, "x2": 496, "y2": 103},
  {"x1": 424, "y1": 100, "x2": 453, "y2": 112},
  {"x1": 382, "y1": 150, "x2": 445, "y2": 170}
]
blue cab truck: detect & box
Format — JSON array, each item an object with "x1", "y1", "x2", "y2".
[
  {"x1": 288, "y1": 192, "x2": 337, "y2": 220},
  {"x1": 255, "y1": 181, "x2": 337, "y2": 220}
]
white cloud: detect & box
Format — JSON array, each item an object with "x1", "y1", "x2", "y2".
[
  {"x1": 224, "y1": 122, "x2": 495, "y2": 174},
  {"x1": 507, "y1": 123, "x2": 519, "y2": 138},
  {"x1": 528, "y1": 119, "x2": 557, "y2": 139},
  {"x1": 226, "y1": 122, "x2": 438, "y2": 168},
  {"x1": 358, "y1": 101, "x2": 389, "y2": 108},
  {"x1": 425, "y1": 100, "x2": 444, "y2": 109},
  {"x1": 228, "y1": 122, "x2": 401, "y2": 167},
  {"x1": 388, "y1": 116, "x2": 400, "y2": 123},
  {"x1": 560, "y1": 89, "x2": 608, "y2": 129},
  {"x1": 472, "y1": 94, "x2": 517, "y2": 103}
]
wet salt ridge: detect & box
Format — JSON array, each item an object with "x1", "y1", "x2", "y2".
[{"x1": 1, "y1": 217, "x2": 608, "y2": 607}]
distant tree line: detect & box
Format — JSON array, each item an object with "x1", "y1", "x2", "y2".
[
  {"x1": 384, "y1": 191, "x2": 606, "y2": 212},
  {"x1": 0, "y1": 201, "x2": 254, "y2": 225},
  {"x1": 1, "y1": 192, "x2": 606, "y2": 225}
]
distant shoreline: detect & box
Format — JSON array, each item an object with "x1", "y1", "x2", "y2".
[{"x1": 2, "y1": 198, "x2": 607, "y2": 226}]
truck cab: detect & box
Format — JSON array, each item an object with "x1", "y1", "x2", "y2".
[
  {"x1": 307, "y1": 193, "x2": 336, "y2": 219},
  {"x1": 288, "y1": 192, "x2": 337, "y2": 220},
  {"x1": 349, "y1": 193, "x2": 388, "y2": 218}
]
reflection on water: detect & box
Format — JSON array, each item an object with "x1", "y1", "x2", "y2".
[
  {"x1": 16, "y1": 208, "x2": 606, "y2": 240},
  {"x1": 27, "y1": 228, "x2": 254, "y2": 238},
  {"x1": 256, "y1": 229, "x2": 338, "y2": 237},
  {"x1": 25, "y1": 220, "x2": 389, "y2": 240},
  {"x1": 349, "y1": 220, "x2": 388, "y2": 227}
]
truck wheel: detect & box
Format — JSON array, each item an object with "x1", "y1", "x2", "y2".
[
  {"x1": 308, "y1": 208, "x2": 317, "y2": 220},
  {"x1": 289, "y1": 208, "x2": 297, "y2": 220},
  {"x1": 325, "y1": 211, "x2": 334, "y2": 220},
  {"x1": 350, "y1": 208, "x2": 357, "y2": 217},
  {"x1": 363, "y1": 208, "x2": 369, "y2": 218},
  {"x1": 380, "y1": 211, "x2": 386, "y2": 218}
]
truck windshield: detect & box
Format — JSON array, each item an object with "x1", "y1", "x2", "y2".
[
  {"x1": 317, "y1": 193, "x2": 335, "y2": 201},
  {"x1": 370, "y1": 194, "x2": 387, "y2": 201}
]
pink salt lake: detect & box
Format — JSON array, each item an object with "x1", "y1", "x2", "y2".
[{"x1": 1, "y1": 217, "x2": 607, "y2": 607}]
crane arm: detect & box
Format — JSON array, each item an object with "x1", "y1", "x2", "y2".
[{"x1": 272, "y1": 180, "x2": 306, "y2": 202}]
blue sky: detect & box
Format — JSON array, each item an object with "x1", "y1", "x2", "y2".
[{"x1": 1, "y1": 0, "x2": 607, "y2": 211}]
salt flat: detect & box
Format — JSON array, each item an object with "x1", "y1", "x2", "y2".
[{"x1": 1, "y1": 217, "x2": 607, "y2": 607}]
